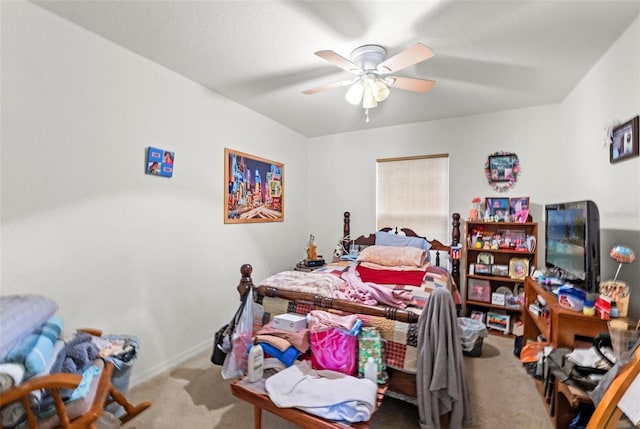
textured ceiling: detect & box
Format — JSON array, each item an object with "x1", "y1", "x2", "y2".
[{"x1": 35, "y1": 0, "x2": 640, "y2": 137}]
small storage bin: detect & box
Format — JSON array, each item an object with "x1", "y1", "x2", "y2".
[
  {"x1": 458, "y1": 317, "x2": 488, "y2": 358},
  {"x1": 463, "y1": 337, "x2": 484, "y2": 358}
]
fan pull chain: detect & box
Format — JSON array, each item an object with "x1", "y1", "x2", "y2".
[{"x1": 365, "y1": 108, "x2": 370, "y2": 123}]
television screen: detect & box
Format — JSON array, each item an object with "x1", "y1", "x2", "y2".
[{"x1": 545, "y1": 200, "x2": 600, "y2": 292}]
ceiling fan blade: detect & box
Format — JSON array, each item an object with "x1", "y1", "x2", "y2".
[
  {"x1": 302, "y1": 79, "x2": 356, "y2": 95},
  {"x1": 314, "y1": 50, "x2": 362, "y2": 73},
  {"x1": 387, "y1": 76, "x2": 436, "y2": 93},
  {"x1": 377, "y1": 43, "x2": 434, "y2": 74}
]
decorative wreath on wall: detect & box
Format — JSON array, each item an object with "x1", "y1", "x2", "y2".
[{"x1": 485, "y1": 151, "x2": 519, "y2": 192}]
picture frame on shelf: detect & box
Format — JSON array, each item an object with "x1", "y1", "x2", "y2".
[
  {"x1": 491, "y1": 264, "x2": 509, "y2": 277},
  {"x1": 468, "y1": 279, "x2": 491, "y2": 302},
  {"x1": 610, "y1": 116, "x2": 639, "y2": 163},
  {"x1": 470, "y1": 310, "x2": 485, "y2": 323},
  {"x1": 474, "y1": 264, "x2": 492, "y2": 275},
  {"x1": 505, "y1": 294, "x2": 521, "y2": 309},
  {"x1": 509, "y1": 197, "x2": 530, "y2": 214},
  {"x1": 487, "y1": 312, "x2": 511, "y2": 333},
  {"x1": 526, "y1": 236, "x2": 537, "y2": 252},
  {"x1": 491, "y1": 292, "x2": 506, "y2": 306},
  {"x1": 486, "y1": 197, "x2": 509, "y2": 221},
  {"x1": 509, "y1": 258, "x2": 530, "y2": 280},
  {"x1": 476, "y1": 252, "x2": 494, "y2": 265},
  {"x1": 514, "y1": 209, "x2": 529, "y2": 223}
]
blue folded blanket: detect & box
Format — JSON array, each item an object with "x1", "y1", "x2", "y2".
[
  {"x1": 248, "y1": 342, "x2": 300, "y2": 367},
  {"x1": 6, "y1": 315, "x2": 64, "y2": 378}
]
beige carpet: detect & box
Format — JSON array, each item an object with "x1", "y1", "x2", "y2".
[{"x1": 121, "y1": 335, "x2": 553, "y2": 428}]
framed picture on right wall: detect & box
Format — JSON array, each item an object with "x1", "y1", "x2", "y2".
[{"x1": 610, "y1": 115, "x2": 639, "y2": 163}]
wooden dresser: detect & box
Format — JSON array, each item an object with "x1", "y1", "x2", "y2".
[{"x1": 522, "y1": 277, "x2": 610, "y2": 429}]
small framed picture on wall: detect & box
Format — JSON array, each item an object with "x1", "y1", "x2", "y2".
[{"x1": 610, "y1": 116, "x2": 639, "y2": 163}]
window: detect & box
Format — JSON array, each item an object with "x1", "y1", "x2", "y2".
[{"x1": 376, "y1": 154, "x2": 449, "y2": 242}]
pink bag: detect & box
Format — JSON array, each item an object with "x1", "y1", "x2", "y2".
[{"x1": 310, "y1": 327, "x2": 357, "y2": 376}]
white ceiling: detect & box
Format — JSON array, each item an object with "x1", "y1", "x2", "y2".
[{"x1": 35, "y1": 0, "x2": 640, "y2": 138}]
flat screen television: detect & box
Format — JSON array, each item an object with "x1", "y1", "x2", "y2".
[{"x1": 545, "y1": 200, "x2": 601, "y2": 293}]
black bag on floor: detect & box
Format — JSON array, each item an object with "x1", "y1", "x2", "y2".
[{"x1": 211, "y1": 292, "x2": 248, "y2": 366}]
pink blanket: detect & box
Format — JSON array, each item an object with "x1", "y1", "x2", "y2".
[{"x1": 336, "y1": 265, "x2": 414, "y2": 308}]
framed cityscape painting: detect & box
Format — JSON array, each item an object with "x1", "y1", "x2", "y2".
[{"x1": 224, "y1": 148, "x2": 284, "y2": 224}]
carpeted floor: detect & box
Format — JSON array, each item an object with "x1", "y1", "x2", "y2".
[{"x1": 121, "y1": 334, "x2": 553, "y2": 428}]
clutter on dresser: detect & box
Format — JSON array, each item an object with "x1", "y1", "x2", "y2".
[
  {"x1": 597, "y1": 245, "x2": 635, "y2": 318},
  {"x1": 607, "y1": 319, "x2": 640, "y2": 361},
  {"x1": 307, "y1": 233, "x2": 318, "y2": 259}
]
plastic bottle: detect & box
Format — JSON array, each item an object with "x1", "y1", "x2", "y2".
[
  {"x1": 610, "y1": 302, "x2": 619, "y2": 318},
  {"x1": 583, "y1": 299, "x2": 595, "y2": 317},
  {"x1": 364, "y1": 357, "x2": 377, "y2": 384},
  {"x1": 247, "y1": 339, "x2": 264, "y2": 382}
]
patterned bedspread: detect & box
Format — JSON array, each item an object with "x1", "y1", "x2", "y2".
[{"x1": 255, "y1": 261, "x2": 458, "y2": 373}]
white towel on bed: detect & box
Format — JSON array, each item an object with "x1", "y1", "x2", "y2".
[{"x1": 265, "y1": 360, "x2": 377, "y2": 423}]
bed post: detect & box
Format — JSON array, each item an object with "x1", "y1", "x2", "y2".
[
  {"x1": 342, "y1": 211, "x2": 351, "y2": 254},
  {"x1": 237, "y1": 263, "x2": 255, "y2": 300},
  {"x1": 451, "y1": 213, "x2": 461, "y2": 293}
]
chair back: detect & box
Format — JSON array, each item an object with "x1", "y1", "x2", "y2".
[{"x1": 586, "y1": 343, "x2": 640, "y2": 429}]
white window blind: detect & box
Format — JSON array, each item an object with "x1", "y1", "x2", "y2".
[{"x1": 376, "y1": 154, "x2": 449, "y2": 242}]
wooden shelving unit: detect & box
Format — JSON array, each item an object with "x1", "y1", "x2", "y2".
[{"x1": 463, "y1": 221, "x2": 538, "y2": 335}]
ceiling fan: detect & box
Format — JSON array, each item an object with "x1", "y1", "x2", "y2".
[{"x1": 303, "y1": 43, "x2": 435, "y2": 121}]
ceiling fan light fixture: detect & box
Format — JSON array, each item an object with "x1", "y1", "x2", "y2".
[
  {"x1": 345, "y1": 81, "x2": 365, "y2": 105},
  {"x1": 371, "y1": 79, "x2": 390, "y2": 102},
  {"x1": 306, "y1": 42, "x2": 436, "y2": 123},
  {"x1": 362, "y1": 86, "x2": 378, "y2": 109}
]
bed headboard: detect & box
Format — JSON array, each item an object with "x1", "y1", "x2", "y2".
[{"x1": 343, "y1": 212, "x2": 461, "y2": 289}]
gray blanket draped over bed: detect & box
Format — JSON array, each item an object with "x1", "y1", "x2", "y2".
[{"x1": 416, "y1": 287, "x2": 472, "y2": 429}]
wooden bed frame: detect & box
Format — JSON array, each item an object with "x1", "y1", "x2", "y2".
[{"x1": 235, "y1": 212, "x2": 461, "y2": 399}]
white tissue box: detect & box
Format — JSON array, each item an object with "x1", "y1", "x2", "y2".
[{"x1": 273, "y1": 313, "x2": 307, "y2": 333}]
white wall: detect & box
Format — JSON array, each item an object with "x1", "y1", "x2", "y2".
[
  {"x1": 308, "y1": 15, "x2": 640, "y2": 317},
  {"x1": 1, "y1": 1, "x2": 308, "y2": 383},
  {"x1": 2, "y1": 2, "x2": 639, "y2": 387}
]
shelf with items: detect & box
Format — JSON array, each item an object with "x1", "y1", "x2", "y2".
[{"x1": 464, "y1": 220, "x2": 538, "y2": 335}]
